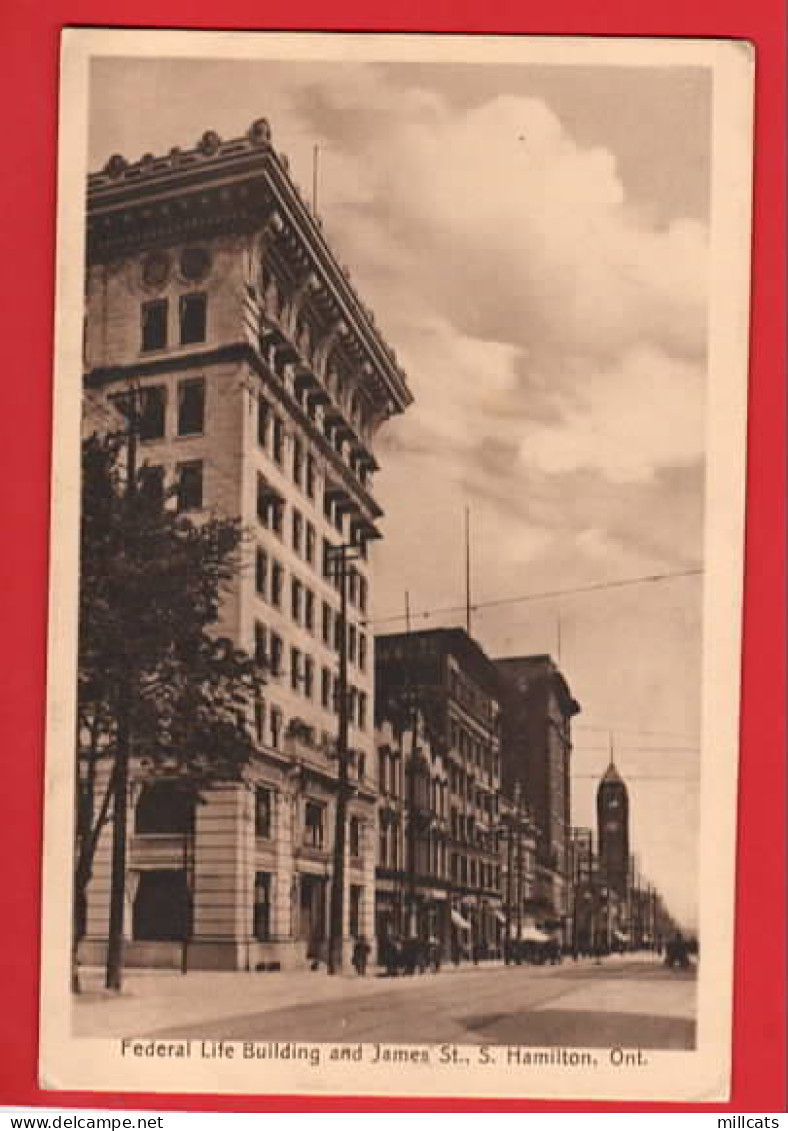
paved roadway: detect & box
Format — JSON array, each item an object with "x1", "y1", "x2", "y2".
[{"x1": 150, "y1": 958, "x2": 696, "y2": 1050}]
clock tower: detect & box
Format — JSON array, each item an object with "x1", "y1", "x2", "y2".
[{"x1": 596, "y1": 762, "x2": 629, "y2": 898}]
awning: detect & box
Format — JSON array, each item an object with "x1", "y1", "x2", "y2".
[
  {"x1": 495, "y1": 910, "x2": 507, "y2": 924},
  {"x1": 511, "y1": 925, "x2": 551, "y2": 943},
  {"x1": 451, "y1": 909, "x2": 471, "y2": 931},
  {"x1": 614, "y1": 929, "x2": 630, "y2": 942}
]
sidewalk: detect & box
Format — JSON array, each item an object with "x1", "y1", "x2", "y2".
[{"x1": 73, "y1": 953, "x2": 667, "y2": 1039}]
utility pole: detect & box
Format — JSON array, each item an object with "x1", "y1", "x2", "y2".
[
  {"x1": 464, "y1": 506, "x2": 472, "y2": 636},
  {"x1": 515, "y1": 783, "x2": 524, "y2": 951},
  {"x1": 105, "y1": 387, "x2": 138, "y2": 991},
  {"x1": 504, "y1": 813, "x2": 514, "y2": 964},
  {"x1": 326, "y1": 542, "x2": 359, "y2": 974}
]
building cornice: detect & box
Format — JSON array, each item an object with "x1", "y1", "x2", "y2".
[{"x1": 87, "y1": 122, "x2": 413, "y2": 420}]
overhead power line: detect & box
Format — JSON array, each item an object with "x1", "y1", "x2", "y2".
[{"x1": 368, "y1": 567, "x2": 704, "y2": 628}]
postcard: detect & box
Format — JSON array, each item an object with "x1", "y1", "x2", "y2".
[{"x1": 41, "y1": 28, "x2": 754, "y2": 1101}]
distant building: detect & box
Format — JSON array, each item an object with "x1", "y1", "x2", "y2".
[
  {"x1": 375, "y1": 629, "x2": 504, "y2": 959},
  {"x1": 596, "y1": 762, "x2": 630, "y2": 899},
  {"x1": 80, "y1": 120, "x2": 412, "y2": 970},
  {"x1": 495, "y1": 655, "x2": 580, "y2": 941}
]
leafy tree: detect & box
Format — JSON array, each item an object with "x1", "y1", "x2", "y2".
[{"x1": 74, "y1": 431, "x2": 264, "y2": 990}]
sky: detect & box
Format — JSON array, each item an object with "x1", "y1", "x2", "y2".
[{"x1": 89, "y1": 53, "x2": 711, "y2": 928}]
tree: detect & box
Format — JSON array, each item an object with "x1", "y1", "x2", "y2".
[{"x1": 73, "y1": 431, "x2": 264, "y2": 991}]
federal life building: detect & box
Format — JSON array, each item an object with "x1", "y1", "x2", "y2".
[{"x1": 80, "y1": 120, "x2": 413, "y2": 971}]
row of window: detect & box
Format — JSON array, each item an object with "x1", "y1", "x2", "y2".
[
  {"x1": 253, "y1": 626, "x2": 367, "y2": 728},
  {"x1": 111, "y1": 378, "x2": 205, "y2": 442},
  {"x1": 141, "y1": 293, "x2": 207, "y2": 353},
  {"x1": 138, "y1": 459, "x2": 204, "y2": 512},
  {"x1": 449, "y1": 718, "x2": 499, "y2": 778},
  {"x1": 256, "y1": 475, "x2": 370, "y2": 569},
  {"x1": 254, "y1": 552, "x2": 368, "y2": 668},
  {"x1": 129, "y1": 867, "x2": 366, "y2": 944}
]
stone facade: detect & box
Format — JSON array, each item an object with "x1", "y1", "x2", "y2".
[
  {"x1": 375, "y1": 629, "x2": 505, "y2": 961},
  {"x1": 495, "y1": 655, "x2": 581, "y2": 943},
  {"x1": 80, "y1": 122, "x2": 411, "y2": 970}
]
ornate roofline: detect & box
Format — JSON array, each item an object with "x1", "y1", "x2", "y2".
[{"x1": 87, "y1": 121, "x2": 413, "y2": 418}]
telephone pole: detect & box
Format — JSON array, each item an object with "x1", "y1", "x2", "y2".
[
  {"x1": 105, "y1": 387, "x2": 139, "y2": 990},
  {"x1": 326, "y1": 542, "x2": 359, "y2": 974}
]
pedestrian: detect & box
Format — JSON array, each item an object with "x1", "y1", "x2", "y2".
[{"x1": 352, "y1": 934, "x2": 371, "y2": 976}]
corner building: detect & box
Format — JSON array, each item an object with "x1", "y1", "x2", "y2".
[{"x1": 82, "y1": 121, "x2": 412, "y2": 970}]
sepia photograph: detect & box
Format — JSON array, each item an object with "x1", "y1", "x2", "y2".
[{"x1": 40, "y1": 30, "x2": 754, "y2": 1101}]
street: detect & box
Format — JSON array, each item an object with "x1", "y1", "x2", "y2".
[{"x1": 76, "y1": 956, "x2": 696, "y2": 1051}]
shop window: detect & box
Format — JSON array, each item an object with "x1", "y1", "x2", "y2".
[
  {"x1": 141, "y1": 299, "x2": 168, "y2": 352},
  {"x1": 253, "y1": 871, "x2": 272, "y2": 941},
  {"x1": 133, "y1": 869, "x2": 190, "y2": 941},
  {"x1": 176, "y1": 460, "x2": 203, "y2": 512},
  {"x1": 177, "y1": 378, "x2": 205, "y2": 436},
  {"x1": 179, "y1": 292, "x2": 207, "y2": 345}
]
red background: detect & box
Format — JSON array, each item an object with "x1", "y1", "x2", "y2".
[{"x1": 0, "y1": 0, "x2": 784, "y2": 1113}]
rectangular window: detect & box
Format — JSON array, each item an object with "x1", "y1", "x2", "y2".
[
  {"x1": 176, "y1": 461, "x2": 203, "y2": 512},
  {"x1": 359, "y1": 576, "x2": 368, "y2": 614},
  {"x1": 139, "y1": 464, "x2": 165, "y2": 507},
  {"x1": 358, "y1": 691, "x2": 367, "y2": 732},
  {"x1": 253, "y1": 872, "x2": 272, "y2": 941},
  {"x1": 270, "y1": 706, "x2": 283, "y2": 749},
  {"x1": 179, "y1": 292, "x2": 207, "y2": 345},
  {"x1": 348, "y1": 625, "x2": 357, "y2": 664},
  {"x1": 177, "y1": 378, "x2": 205, "y2": 436},
  {"x1": 304, "y1": 801, "x2": 325, "y2": 849},
  {"x1": 305, "y1": 453, "x2": 316, "y2": 499},
  {"x1": 322, "y1": 539, "x2": 333, "y2": 581},
  {"x1": 358, "y1": 633, "x2": 367, "y2": 672},
  {"x1": 305, "y1": 522, "x2": 316, "y2": 567},
  {"x1": 290, "y1": 647, "x2": 301, "y2": 692},
  {"x1": 254, "y1": 693, "x2": 265, "y2": 742},
  {"x1": 321, "y1": 667, "x2": 331, "y2": 709},
  {"x1": 255, "y1": 787, "x2": 273, "y2": 839},
  {"x1": 293, "y1": 438, "x2": 303, "y2": 488},
  {"x1": 272, "y1": 416, "x2": 284, "y2": 465},
  {"x1": 321, "y1": 602, "x2": 332, "y2": 647},
  {"x1": 348, "y1": 569, "x2": 358, "y2": 606},
  {"x1": 292, "y1": 509, "x2": 303, "y2": 555},
  {"x1": 271, "y1": 562, "x2": 283, "y2": 608},
  {"x1": 255, "y1": 547, "x2": 268, "y2": 598},
  {"x1": 304, "y1": 588, "x2": 315, "y2": 633},
  {"x1": 349, "y1": 816, "x2": 361, "y2": 858},
  {"x1": 141, "y1": 299, "x2": 167, "y2": 352},
  {"x1": 257, "y1": 397, "x2": 270, "y2": 449},
  {"x1": 303, "y1": 655, "x2": 314, "y2": 700},
  {"x1": 138, "y1": 386, "x2": 166, "y2": 441},
  {"x1": 291, "y1": 578, "x2": 302, "y2": 624},
  {"x1": 254, "y1": 621, "x2": 267, "y2": 667},
  {"x1": 270, "y1": 633, "x2": 283, "y2": 676}
]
